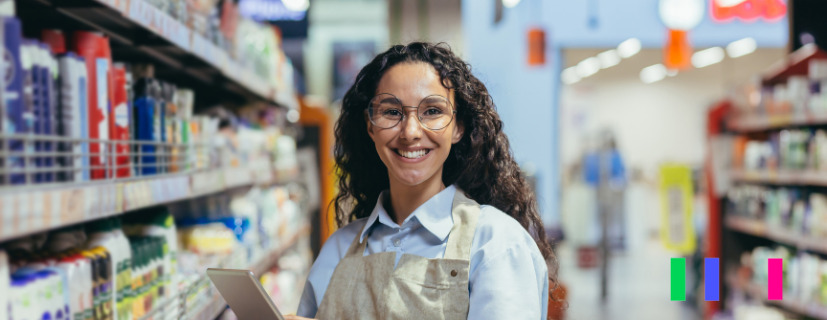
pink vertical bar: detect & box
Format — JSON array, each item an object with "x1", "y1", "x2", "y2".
[{"x1": 768, "y1": 258, "x2": 783, "y2": 300}]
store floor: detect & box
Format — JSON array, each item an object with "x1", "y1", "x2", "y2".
[{"x1": 559, "y1": 239, "x2": 701, "y2": 320}]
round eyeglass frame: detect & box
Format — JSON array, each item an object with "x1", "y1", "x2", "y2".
[{"x1": 365, "y1": 93, "x2": 457, "y2": 131}]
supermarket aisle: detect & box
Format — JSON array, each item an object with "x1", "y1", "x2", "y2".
[{"x1": 561, "y1": 240, "x2": 700, "y2": 320}]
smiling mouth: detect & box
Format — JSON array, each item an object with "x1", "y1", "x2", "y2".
[{"x1": 395, "y1": 149, "x2": 431, "y2": 159}]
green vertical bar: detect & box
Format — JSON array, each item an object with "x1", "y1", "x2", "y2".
[{"x1": 671, "y1": 258, "x2": 686, "y2": 301}]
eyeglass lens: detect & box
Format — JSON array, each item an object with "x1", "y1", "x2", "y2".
[{"x1": 368, "y1": 94, "x2": 454, "y2": 130}]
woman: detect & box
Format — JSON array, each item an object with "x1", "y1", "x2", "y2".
[{"x1": 289, "y1": 42, "x2": 557, "y2": 320}]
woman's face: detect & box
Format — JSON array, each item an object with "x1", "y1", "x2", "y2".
[{"x1": 368, "y1": 62, "x2": 463, "y2": 188}]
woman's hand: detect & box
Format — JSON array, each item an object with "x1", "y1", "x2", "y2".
[{"x1": 284, "y1": 315, "x2": 316, "y2": 320}]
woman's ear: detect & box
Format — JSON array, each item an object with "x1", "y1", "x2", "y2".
[
  {"x1": 366, "y1": 116, "x2": 379, "y2": 143},
  {"x1": 452, "y1": 121, "x2": 464, "y2": 144}
]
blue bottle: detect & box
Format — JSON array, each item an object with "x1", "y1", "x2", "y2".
[
  {"x1": 4, "y1": 18, "x2": 24, "y2": 184},
  {"x1": 132, "y1": 78, "x2": 157, "y2": 175}
]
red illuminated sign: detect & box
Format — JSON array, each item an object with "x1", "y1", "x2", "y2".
[{"x1": 710, "y1": 0, "x2": 786, "y2": 22}]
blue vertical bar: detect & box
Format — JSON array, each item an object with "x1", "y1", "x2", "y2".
[{"x1": 705, "y1": 258, "x2": 720, "y2": 301}]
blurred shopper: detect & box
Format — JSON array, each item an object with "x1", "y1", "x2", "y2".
[{"x1": 288, "y1": 42, "x2": 556, "y2": 320}]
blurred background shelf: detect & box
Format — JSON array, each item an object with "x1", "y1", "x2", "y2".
[
  {"x1": 725, "y1": 215, "x2": 827, "y2": 254},
  {"x1": 728, "y1": 112, "x2": 827, "y2": 133},
  {"x1": 743, "y1": 282, "x2": 827, "y2": 319},
  {"x1": 730, "y1": 169, "x2": 827, "y2": 186}
]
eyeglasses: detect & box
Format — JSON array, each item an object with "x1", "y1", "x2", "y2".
[{"x1": 366, "y1": 93, "x2": 456, "y2": 130}]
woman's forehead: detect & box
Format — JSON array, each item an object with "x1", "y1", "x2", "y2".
[{"x1": 375, "y1": 62, "x2": 452, "y2": 103}]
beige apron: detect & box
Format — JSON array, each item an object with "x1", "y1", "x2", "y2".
[{"x1": 316, "y1": 189, "x2": 481, "y2": 320}]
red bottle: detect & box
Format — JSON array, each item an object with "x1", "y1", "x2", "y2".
[
  {"x1": 111, "y1": 64, "x2": 130, "y2": 178},
  {"x1": 71, "y1": 31, "x2": 112, "y2": 180}
]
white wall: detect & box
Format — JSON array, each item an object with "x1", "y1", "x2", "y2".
[
  {"x1": 390, "y1": 0, "x2": 465, "y2": 57},
  {"x1": 559, "y1": 48, "x2": 787, "y2": 178},
  {"x1": 305, "y1": 0, "x2": 388, "y2": 103}
]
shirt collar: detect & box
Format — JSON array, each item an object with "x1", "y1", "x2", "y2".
[{"x1": 359, "y1": 185, "x2": 458, "y2": 243}]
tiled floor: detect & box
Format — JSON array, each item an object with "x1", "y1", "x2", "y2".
[{"x1": 558, "y1": 240, "x2": 702, "y2": 320}]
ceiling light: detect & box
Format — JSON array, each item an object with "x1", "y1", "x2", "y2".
[
  {"x1": 576, "y1": 57, "x2": 601, "y2": 78},
  {"x1": 692, "y1": 47, "x2": 725, "y2": 68},
  {"x1": 562, "y1": 67, "x2": 581, "y2": 85},
  {"x1": 597, "y1": 50, "x2": 621, "y2": 69},
  {"x1": 726, "y1": 37, "x2": 757, "y2": 58},
  {"x1": 640, "y1": 64, "x2": 667, "y2": 84},
  {"x1": 617, "y1": 38, "x2": 642, "y2": 58},
  {"x1": 502, "y1": 0, "x2": 521, "y2": 8},
  {"x1": 282, "y1": 0, "x2": 309, "y2": 11}
]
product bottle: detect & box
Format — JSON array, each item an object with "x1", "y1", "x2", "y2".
[
  {"x1": 21, "y1": 40, "x2": 36, "y2": 184},
  {"x1": 3, "y1": 17, "x2": 24, "y2": 184},
  {"x1": 57, "y1": 255, "x2": 83, "y2": 320},
  {"x1": 129, "y1": 242, "x2": 143, "y2": 319},
  {"x1": 71, "y1": 31, "x2": 111, "y2": 180},
  {"x1": 76, "y1": 254, "x2": 94, "y2": 320},
  {"x1": 10, "y1": 274, "x2": 35, "y2": 320},
  {"x1": 110, "y1": 64, "x2": 130, "y2": 178},
  {"x1": 87, "y1": 220, "x2": 118, "y2": 320},
  {"x1": 45, "y1": 45, "x2": 58, "y2": 183},
  {"x1": 154, "y1": 81, "x2": 165, "y2": 174},
  {"x1": 164, "y1": 83, "x2": 178, "y2": 173},
  {"x1": 176, "y1": 89, "x2": 194, "y2": 171},
  {"x1": 110, "y1": 219, "x2": 132, "y2": 320},
  {"x1": 38, "y1": 44, "x2": 56, "y2": 183},
  {"x1": 45, "y1": 265, "x2": 71, "y2": 320},
  {"x1": 0, "y1": 250, "x2": 9, "y2": 320},
  {"x1": 132, "y1": 77, "x2": 157, "y2": 175},
  {"x1": 30, "y1": 41, "x2": 46, "y2": 183},
  {"x1": 75, "y1": 55, "x2": 91, "y2": 181}
]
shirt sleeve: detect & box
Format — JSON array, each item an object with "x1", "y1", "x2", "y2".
[{"x1": 467, "y1": 242, "x2": 550, "y2": 320}]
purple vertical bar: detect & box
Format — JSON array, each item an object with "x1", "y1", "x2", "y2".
[
  {"x1": 768, "y1": 258, "x2": 783, "y2": 300},
  {"x1": 705, "y1": 258, "x2": 719, "y2": 301}
]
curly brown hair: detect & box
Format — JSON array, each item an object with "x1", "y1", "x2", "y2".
[{"x1": 332, "y1": 42, "x2": 558, "y2": 287}]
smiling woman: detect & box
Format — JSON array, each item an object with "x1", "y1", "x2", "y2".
[{"x1": 290, "y1": 42, "x2": 558, "y2": 320}]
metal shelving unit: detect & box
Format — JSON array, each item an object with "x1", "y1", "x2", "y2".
[
  {"x1": 709, "y1": 45, "x2": 827, "y2": 320},
  {"x1": 17, "y1": 0, "x2": 298, "y2": 109}
]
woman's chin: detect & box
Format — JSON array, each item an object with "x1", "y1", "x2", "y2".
[{"x1": 391, "y1": 171, "x2": 434, "y2": 187}]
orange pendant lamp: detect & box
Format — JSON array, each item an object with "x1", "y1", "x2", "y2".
[{"x1": 659, "y1": 0, "x2": 705, "y2": 70}]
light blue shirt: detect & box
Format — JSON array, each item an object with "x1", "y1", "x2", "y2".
[{"x1": 296, "y1": 185, "x2": 549, "y2": 319}]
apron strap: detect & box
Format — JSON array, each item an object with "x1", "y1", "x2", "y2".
[
  {"x1": 345, "y1": 223, "x2": 370, "y2": 257},
  {"x1": 443, "y1": 189, "x2": 481, "y2": 260}
]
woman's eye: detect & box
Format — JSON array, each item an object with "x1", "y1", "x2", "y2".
[
  {"x1": 423, "y1": 107, "x2": 443, "y2": 115},
  {"x1": 383, "y1": 109, "x2": 402, "y2": 116}
]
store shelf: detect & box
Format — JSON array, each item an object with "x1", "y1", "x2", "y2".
[
  {"x1": 728, "y1": 112, "x2": 827, "y2": 132},
  {"x1": 744, "y1": 282, "x2": 827, "y2": 319},
  {"x1": 140, "y1": 224, "x2": 310, "y2": 320},
  {"x1": 725, "y1": 215, "x2": 827, "y2": 254},
  {"x1": 730, "y1": 169, "x2": 827, "y2": 186},
  {"x1": 0, "y1": 160, "x2": 299, "y2": 243},
  {"x1": 17, "y1": 0, "x2": 293, "y2": 107}
]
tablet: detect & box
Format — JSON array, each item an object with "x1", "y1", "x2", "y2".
[{"x1": 206, "y1": 268, "x2": 286, "y2": 320}]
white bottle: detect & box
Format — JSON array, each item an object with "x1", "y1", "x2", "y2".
[
  {"x1": 87, "y1": 219, "x2": 120, "y2": 320},
  {"x1": 0, "y1": 250, "x2": 9, "y2": 320},
  {"x1": 10, "y1": 275, "x2": 34, "y2": 320},
  {"x1": 111, "y1": 219, "x2": 133, "y2": 320},
  {"x1": 77, "y1": 255, "x2": 94, "y2": 320}
]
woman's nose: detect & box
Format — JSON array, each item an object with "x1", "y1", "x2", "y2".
[{"x1": 398, "y1": 109, "x2": 423, "y2": 140}]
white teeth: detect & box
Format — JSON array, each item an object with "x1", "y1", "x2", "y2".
[{"x1": 396, "y1": 149, "x2": 428, "y2": 159}]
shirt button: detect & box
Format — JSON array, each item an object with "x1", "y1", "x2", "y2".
[{"x1": 393, "y1": 239, "x2": 402, "y2": 247}]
